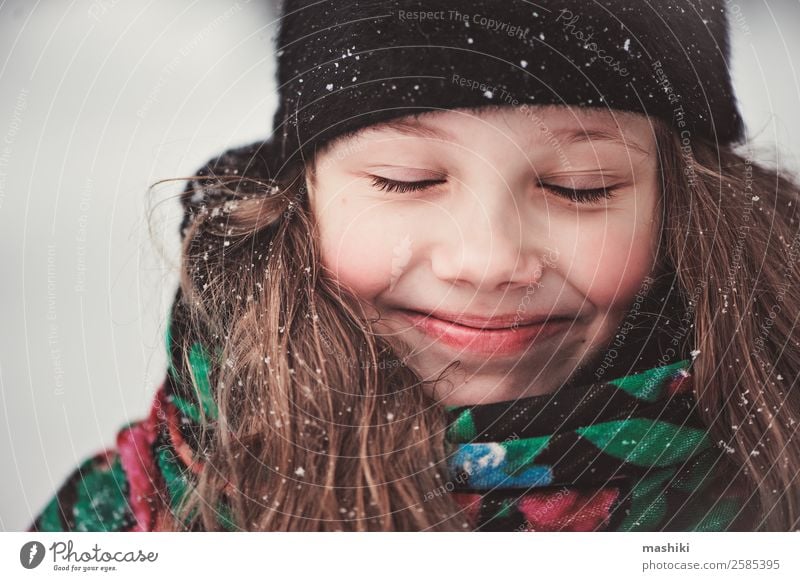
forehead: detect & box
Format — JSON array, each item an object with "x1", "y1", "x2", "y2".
[{"x1": 327, "y1": 105, "x2": 655, "y2": 156}]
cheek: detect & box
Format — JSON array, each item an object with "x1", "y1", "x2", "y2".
[
  {"x1": 566, "y1": 212, "x2": 657, "y2": 309},
  {"x1": 316, "y1": 201, "x2": 407, "y2": 298}
]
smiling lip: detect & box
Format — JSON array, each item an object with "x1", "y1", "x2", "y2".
[{"x1": 397, "y1": 309, "x2": 575, "y2": 356}]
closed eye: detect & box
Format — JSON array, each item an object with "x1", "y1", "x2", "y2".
[
  {"x1": 539, "y1": 182, "x2": 619, "y2": 204},
  {"x1": 369, "y1": 175, "x2": 446, "y2": 194}
]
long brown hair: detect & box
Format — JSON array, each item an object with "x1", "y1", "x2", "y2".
[
  {"x1": 156, "y1": 118, "x2": 800, "y2": 531},
  {"x1": 157, "y1": 154, "x2": 469, "y2": 531},
  {"x1": 656, "y1": 123, "x2": 800, "y2": 530}
]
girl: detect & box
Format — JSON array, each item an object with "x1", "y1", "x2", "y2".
[{"x1": 29, "y1": 0, "x2": 800, "y2": 532}]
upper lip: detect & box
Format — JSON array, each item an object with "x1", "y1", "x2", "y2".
[{"x1": 399, "y1": 308, "x2": 574, "y2": 330}]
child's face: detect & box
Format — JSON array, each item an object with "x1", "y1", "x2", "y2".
[{"x1": 306, "y1": 105, "x2": 660, "y2": 406}]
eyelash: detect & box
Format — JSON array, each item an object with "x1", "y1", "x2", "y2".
[
  {"x1": 370, "y1": 176, "x2": 445, "y2": 193},
  {"x1": 538, "y1": 182, "x2": 618, "y2": 204},
  {"x1": 369, "y1": 176, "x2": 618, "y2": 203}
]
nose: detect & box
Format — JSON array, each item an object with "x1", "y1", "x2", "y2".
[{"x1": 429, "y1": 188, "x2": 552, "y2": 293}]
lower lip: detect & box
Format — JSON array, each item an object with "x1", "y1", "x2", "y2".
[{"x1": 399, "y1": 310, "x2": 573, "y2": 356}]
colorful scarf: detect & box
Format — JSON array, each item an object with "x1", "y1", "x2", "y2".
[
  {"x1": 442, "y1": 358, "x2": 759, "y2": 531},
  {"x1": 28, "y1": 299, "x2": 760, "y2": 532}
]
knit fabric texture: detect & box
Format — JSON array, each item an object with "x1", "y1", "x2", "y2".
[
  {"x1": 442, "y1": 358, "x2": 758, "y2": 531},
  {"x1": 272, "y1": 0, "x2": 744, "y2": 167}
]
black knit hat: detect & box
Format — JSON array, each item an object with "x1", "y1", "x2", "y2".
[{"x1": 272, "y1": 0, "x2": 744, "y2": 170}]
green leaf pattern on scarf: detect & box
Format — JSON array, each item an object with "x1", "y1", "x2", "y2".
[{"x1": 575, "y1": 418, "x2": 711, "y2": 467}]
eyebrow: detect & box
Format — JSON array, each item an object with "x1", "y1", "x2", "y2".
[
  {"x1": 339, "y1": 113, "x2": 651, "y2": 156},
  {"x1": 356, "y1": 116, "x2": 456, "y2": 141},
  {"x1": 549, "y1": 128, "x2": 651, "y2": 156}
]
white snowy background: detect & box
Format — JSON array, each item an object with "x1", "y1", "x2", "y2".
[{"x1": 1, "y1": 0, "x2": 799, "y2": 531}]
